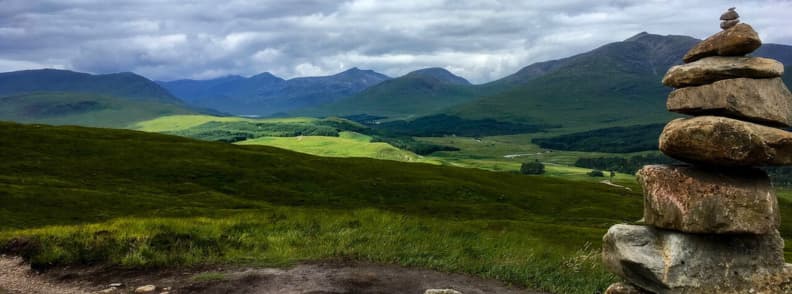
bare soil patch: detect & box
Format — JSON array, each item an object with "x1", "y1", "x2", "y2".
[{"x1": 0, "y1": 256, "x2": 548, "y2": 294}]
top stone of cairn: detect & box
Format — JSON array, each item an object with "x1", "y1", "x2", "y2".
[
  {"x1": 684, "y1": 8, "x2": 760, "y2": 63},
  {"x1": 720, "y1": 7, "x2": 740, "y2": 30}
]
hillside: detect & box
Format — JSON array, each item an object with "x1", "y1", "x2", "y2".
[
  {"x1": 0, "y1": 92, "x2": 195, "y2": 128},
  {"x1": 301, "y1": 68, "x2": 480, "y2": 118},
  {"x1": 158, "y1": 68, "x2": 390, "y2": 115},
  {"x1": 0, "y1": 121, "x2": 646, "y2": 293},
  {"x1": 0, "y1": 69, "x2": 180, "y2": 104},
  {"x1": 448, "y1": 34, "x2": 792, "y2": 128}
]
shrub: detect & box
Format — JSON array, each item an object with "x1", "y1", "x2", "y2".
[
  {"x1": 587, "y1": 170, "x2": 605, "y2": 177},
  {"x1": 520, "y1": 160, "x2": 545, "y2": 175}
]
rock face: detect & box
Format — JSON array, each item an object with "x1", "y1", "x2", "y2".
[
  {"x1": 662, "y1": 56, "x2": 783, "y2": 88},
  {"x1": 659, "y1": 116, "x2": 792, "y2": 166},
  {"x1": 667, "y1": 77, "x2": 792, "y2": 127},
  {"x1": 683, "y1": 23, "x2": 761, "y2": 63},
  {"x1": 638, "y1": 165, "x2": 779, "y2": 234},
  {"x1": 602, "y1": 224, "x2": 786, "y2": 293}
]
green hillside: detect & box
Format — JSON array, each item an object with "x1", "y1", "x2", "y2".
[
  {"x1": 301, "y1": 68, "x2": 481, "y2": 119},
  {"x1": 0, "y1": 69, "x2": 180, "y2": 103},
  {"x1": 0, "y1": 92, "x2": 195, "y2": 128},
  {"x1": 448, "y1": 33, "x2": 697, "y2": 128},
  {"x1": 0, "y1": 121, "x2": 649, "y2": 293}
]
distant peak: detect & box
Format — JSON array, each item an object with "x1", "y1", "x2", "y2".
[
  {"x1": 624, "y1": 32, "x2": 652, "y2": 42},
  {"x1": 405, "y1": 67, "x2": 471, "y2": 85},
  {"x1": 250, "y1": 72, "x2": 282, "y2": 80}
]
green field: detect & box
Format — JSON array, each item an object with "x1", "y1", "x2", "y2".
[
  {"x1": 0, "y1": 121, "x2": 653, "y2": 293},
  {"x1": 133, "y1": 114, "x2": 651, "y2": 181},
  {"x1": 2, "y1": 121, "x2": 791, "y2": 293},
  {"x1": 238, "y1": 132, "x2": 439, "y2": 163},
  {"x1": 133, "y1": 114, "x2": 317, "y2": 132}
]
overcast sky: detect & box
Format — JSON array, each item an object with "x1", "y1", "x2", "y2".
[{"x1": 1, "y1": 0, "x2": 791, "y2": 83}]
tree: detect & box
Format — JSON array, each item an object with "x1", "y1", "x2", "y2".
[{"x1": 521, "y1": 160, "x2": 545, "y2": 175}]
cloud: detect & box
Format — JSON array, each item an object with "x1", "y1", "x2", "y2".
[{"x1": 0, "y1": 0, "x2": 790, "y2": 83}]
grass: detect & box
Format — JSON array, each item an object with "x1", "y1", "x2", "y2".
[
  {"x1": 1, "y1": 121, "x2": 791, "y2": 293},
  {"x1": 133, "y1": 114, "x2": 317, "y2": 132},
  {"x1": 0, "y1": 121, "x2": 650, "y2": 293},
  {"x1": 237, "y1": 131, "x2": 440, "y2": 164}
]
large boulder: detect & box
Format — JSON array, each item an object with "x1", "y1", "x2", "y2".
[
  {"x1": 662, "y1": 56, "x2": 783, "y2": 88},
  {"x1": 602, "y1": 224, "x2": 787, "y2": 293},
  {"x1": 683, "y1": 23, "x2": 761, "y2": 63},
  {"x1": 667, "y1": 77, "x2": 792, "y2": 127},
  {"x1": 659, "y1": 116, "x2": 792, "y2": 166},
  {"x1": 638, "y1": 165, "x2": 778, "y2": 234}
]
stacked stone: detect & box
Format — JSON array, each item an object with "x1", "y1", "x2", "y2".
[{"x1": 601, "y1": 9, "x2": 792, "y2": 294}]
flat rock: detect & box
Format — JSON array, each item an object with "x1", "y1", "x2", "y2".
[
  {"x1": 667, "y1": 77, "x2": 792, "y2": 127},
  {"x1": 659, "y1": 116, "x2": 792, "y2": 166},
  {"x1": 604, "y1": 282, "x2": 650, "y2": 294},
  {"x1": 602, "y1": 224, "x2": 786, "y2": 293},
  {"x1": 683, "y1": 23, "x2": 761, "y2": 63},
  {"x1": 637, "y1": 165, "x2": 778, "y2": 234},
  {"x1": 662, "y1": 56, "x2": 783, "y2": 88},
  {"x1": 134, "y1": 285, "x2": 156, "y2": 293},
  {"x1": 425, "y1": 290, "x2": 463, "y2": 294},
  {"x1": 720, "y1": 19, "x2": 739, "y2": 30},
  {"x1": 720, "y1": 8, "x2": 739, "y2": 21}
]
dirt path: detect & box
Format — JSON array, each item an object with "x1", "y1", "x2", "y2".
[
  {"x1": 0, "y1": 255, "x2": 548, "y2": 294},
  {"x1": 0, "y1": 256, "x2": 88, "y2": 294}
]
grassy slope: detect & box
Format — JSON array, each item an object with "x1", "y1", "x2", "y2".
[
  {"x1": 0, "y1": 92, "x2": 194, "y2": 128},
  {"x1": 0, "y1": 121, "x2": 650, "y2": 293},
  {"x1": 449, "y1": 66, "x2": 677, "y2": 128},
  {"x1": 238, "y1": 131, "x2": 438, "y2": 163},
  {"x1": 133, "y1": 115, "x2": 316, "y2": 132}
]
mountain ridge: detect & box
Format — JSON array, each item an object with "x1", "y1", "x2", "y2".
[
  {"x1": 158, "y1": 68, "x2": 390, "y2": 116},
  {"x1": 0, "y1": 69, "x2": 181, "y2": 104},
  {"x1": 296, "y1": 67, "x2": 478, "y2": 118}
]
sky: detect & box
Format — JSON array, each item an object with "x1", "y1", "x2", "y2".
[{"x1": 1, "y1": 0, "x2": 791, "y2": 84}]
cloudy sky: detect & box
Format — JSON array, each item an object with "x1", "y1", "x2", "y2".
[{"x1": 1, "y1": 0, "x2": 791, "y2": 83}]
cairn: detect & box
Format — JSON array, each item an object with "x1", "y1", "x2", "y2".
[{"x1": 602, "y1": 8, "x2": 792, "y2": 293}]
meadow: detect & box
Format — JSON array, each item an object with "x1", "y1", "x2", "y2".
[
  {"x1": 2, "y1": 121, "x2": 792, "y2": 294},
  {"x1": 0, "y1": 121, "x2": 644, "y2": 293}
]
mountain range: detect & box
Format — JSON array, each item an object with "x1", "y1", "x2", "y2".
[
  {"x1": 157, "y1": 68, "x2": 390, "y2": 115},
  {"x1": 1, "y1": 32, "x2": 790, "y2": 131},
  {"x1": 298, "y1": 67, "x2": 479, "y2": 118}
]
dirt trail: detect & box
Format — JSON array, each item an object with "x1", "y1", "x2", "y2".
[
  {"x1": 0, "y1": 255, "x2": 548, "y2": 294},
  {"x1": 0, "y1": 256, "x2": 88, "y2": 294}
]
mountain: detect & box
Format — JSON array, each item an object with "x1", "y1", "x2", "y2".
[
  {"x1": 300, "y1": 67, "x2": 479, "y2": 118},
  {"x1": 0, "y1": 69, "x2": 181, "y2": 104},
  {"x1": 0, "y1": 92, "x2": 195, "y2": 128},
  {"x1": 158, "y1": 68, "x2": 390, "y2": 115},
  {"x1": 447, "y1": 33, "x2": 792, "y2": 129}
]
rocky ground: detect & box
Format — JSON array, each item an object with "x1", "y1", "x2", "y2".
[{"x1": 0, "y1": 255, "x2": 544, "y2": 294}]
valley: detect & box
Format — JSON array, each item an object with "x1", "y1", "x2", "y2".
[{"x1": 1, "y1": 24, "x2": 792, "y2": 293}]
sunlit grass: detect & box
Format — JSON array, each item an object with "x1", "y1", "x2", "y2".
[{"x1": 133, "y1": 114, "x2": 317, "y2": 132}]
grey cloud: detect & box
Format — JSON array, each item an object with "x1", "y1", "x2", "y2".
[{"x1": 0, "y1": 0, "x2": 790, "y2": 83}]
